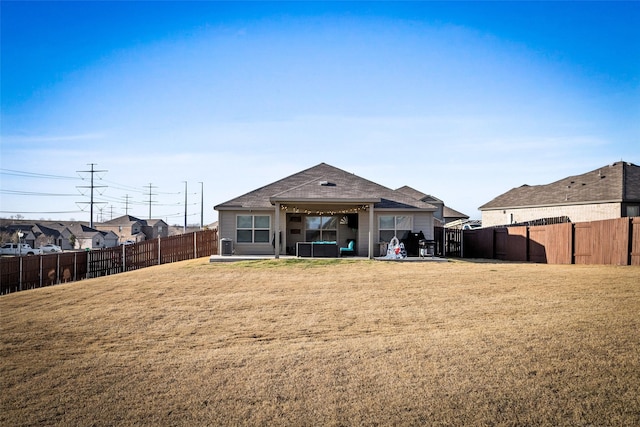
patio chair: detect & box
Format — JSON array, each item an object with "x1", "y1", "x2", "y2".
[{"x1": 339, "y1": 239, "x2": 356, "y2": 257}]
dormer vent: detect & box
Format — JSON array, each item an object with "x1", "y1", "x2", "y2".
[{"x1": 319, "y1": 181, "x2": 336, "y2": 187}]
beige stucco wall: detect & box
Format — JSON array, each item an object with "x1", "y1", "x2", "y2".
[{"x1": 481, "y1": 202, "x2": 622, "y2": 227}]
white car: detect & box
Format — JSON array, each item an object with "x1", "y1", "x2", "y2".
[
  {"x1": 40, "y1": 243, "x2": 63, "y2": 253},
  {"x1": 0, "y1": 243, "x2": 42, "y2": 256}
]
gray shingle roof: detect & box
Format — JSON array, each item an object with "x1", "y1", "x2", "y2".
[
  {"x1": 215, "y1": 163, "x2": 437, "y2": 211},
  {"x1": 101, "y1": 215, "x2": 145, "y2": 225},
  {"x1": 443, "y1": 206, "x2": 469, "y2": 220},
  {"x1": 479, "y1": 161, "x2": 640, "y2": 210}
]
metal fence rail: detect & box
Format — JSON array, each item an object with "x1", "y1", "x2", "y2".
[{"x1": 1, "y1": 229, "x2": 218, "y2": 294}]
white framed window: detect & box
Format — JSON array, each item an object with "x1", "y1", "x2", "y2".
[
  {"x1": 305, "y1": 216, "x2": 337, "y2": 242},
  {"x1": 237, "y1": 215, "x2": 270, "y2": 243},
  {"x1": 379, "y1": 215, "x2": 412, "y2": 242}
]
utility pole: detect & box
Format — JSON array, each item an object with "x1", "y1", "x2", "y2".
[
  {"x1": 145, "y1": 184, "x2": 157, "y2": 219},
  {"x1": 123, "y1": 194, "x2": 131, "y2": 215},
  {"x1": 199, "y1": 181, "x2": 204, "y2": 230},
  {"x1": 109, "y1": 205, "x2": 114, "y2": 220},
  {"x1": 77, "y1": 163, "x2": 107, "y2": 228},
  {"x1": 183, "y1": 181, "x2": 188, "y2": 234}
]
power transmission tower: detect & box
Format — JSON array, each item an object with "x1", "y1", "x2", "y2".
[
  {"x1": 77, "y1": 163, "x2": 107, "y2": 228},
  {"x1": 145, "y1": 183, "x2": 157, "y2": 219},
  {"x1": 183, "y1": 181, "x2": 188, "y2": 233},
  {"x1": 199, "y1": 181, "x2": 204, "y2": 230},
  {"x1": 123, "y1": 194, "x2": 131, "y2": 215}
]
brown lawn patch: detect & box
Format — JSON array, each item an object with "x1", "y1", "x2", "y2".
[{"x1": 1, "y1": 259, "x2": 639, "y2": 426}]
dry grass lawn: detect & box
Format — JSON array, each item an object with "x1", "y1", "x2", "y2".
[{"x1": 1, "y1": 258, "x2": 639, "y2": 426}]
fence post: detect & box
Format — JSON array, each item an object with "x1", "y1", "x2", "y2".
[
  {"x1": 526, "y1": 226, "x2": 530, "y2": 262},
  {"x1": 56, "y1": 254, "x2": 60, "y2": 284},
  {"x1": 122, "y1": 244, "x2": 126, "y2": 272},
  {"x1": 442, "y1": 228, "x2": 446, "y2": 257},
  {"x1": 19, "y1": 256, "x2": 23, "y2": 292},
  {"x1": 627, "y1": 217, "x2": 633, "y2": 266},
  {"x1": 158, "y1": 236, "x2": 161, "y2": 265},
  {"x1": 194, "y1": 232, "x2": 197, "y2": 259},
  {"x1": 74, "y1": 252, "x2": 77, "y2": 282},
  {"x1": 39, "y1": 255, "x2": 43, "y2": 287},
  {"x1": 571, "y1": 223, "x2": 576, "y2": 265}
]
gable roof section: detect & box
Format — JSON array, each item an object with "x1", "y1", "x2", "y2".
[
  {"x1": 395, "y1": 186, "x2": 444, "y2": 204},
  {"x1": 33, "y1": 223, "x2": 64, "y2": 240},
  {"x1": 479, "y1": 161, "x2": 640, "y2": 210},
  {"x1": 215, "y1": 163, "x2": 436, "y2": 211},
  {"x1": 101, "y1": 215, "x2": 146, "y2": 226},
  {"x1": 397, "y1": 186, "x2": 468, "y2": 219},
  {"x1": 443, "y1": 206, "x2": 469, "y2": 220}
]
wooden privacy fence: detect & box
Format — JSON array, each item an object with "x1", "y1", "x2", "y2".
[
  {"x1": 0, "y1": 229, "x2": 218, "y2": 294},
  {"x1": 462, "y1": 217, "x2": 640, "y2": 266}
]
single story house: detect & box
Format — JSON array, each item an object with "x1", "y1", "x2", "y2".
[
  {"x1": 214, "y1": 163, "x2": 439, "y2": 258},
  {"x1": 96, "y1": 215, "x2": 168, "y2": 244},
  {"x1": 479, "y1": 161, "x2": 640, "y2": 227},
  {"x1": 0, "y1": 224, "x2": 37, "y2": 248},
  {"x1": 32, "y1": 223, "x2": 75, "y2": 250},
  {"x1": 67, "y1": 224, "x2": 119, "y2": 250}
]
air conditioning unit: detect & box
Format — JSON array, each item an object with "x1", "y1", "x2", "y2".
[{"x1": 220, "y1": 238, "x2": 233, "y2": 256}]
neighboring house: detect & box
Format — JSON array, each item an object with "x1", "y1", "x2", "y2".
[
  {"x1": 443, "y1": 206, "x2": 470, "y2": 225},
  {"x1": 214, "y1": 163, "x2": 439, "y2": 258},
  {"x1": 96, "y1": 215, "x2": 168, "y2": 244},
  {"x1": 0, "y1": 224, "x2": 37, "y2": 247},
  {"x1": 1, "y1": 222, "x2": 74, "y2": 249},
  {"x1": 67, "y1": 224, "x2": 118, "y2": 250},
  {"x1": 143, "y1": 219, "x2": 169, "y2": 239},
  {"x1": 479, "y1": 161, "x2": 640, "y2": 227},
  {"x1": 32, "y1": 223, "x2": 75, "y2": 250}
]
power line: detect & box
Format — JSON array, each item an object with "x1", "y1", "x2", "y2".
[
  {"x1": 0, "y1": 169, "x2": 80, "y2": 180},
  {"x1": 0, "y1": 189, "x2": 77, "y2": 196},
  {"x1": 0, "y1": 209, "x2": 84, "y2": 214}
]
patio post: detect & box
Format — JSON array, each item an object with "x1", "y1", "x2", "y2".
[
  {"x1": 368, "y1": 203, "x2": 374, "y2": 259},
  {"x1": 274, "y1": 202, "x2": 281, "y2": 259}
]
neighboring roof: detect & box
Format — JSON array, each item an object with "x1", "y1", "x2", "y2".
[
  {"x1": 215, "y1": 163, "x2": 437, "y2": 211},
  {"x1": 397, "y1": 186, "x2": 467, "y2": 220},
  {"x1": 146, "y1": 219, "x2": 168, "y2": 227},
  {"x1": 66, "y1": 223, "x2": 116, "y2": 239},
  {"x1": 396, "y1": 186, "x2": 444, "y2": 204},
  {"x1": 33, "y1": 223, "x2": 64, "y2": 239},
  {"x1": 479, "y1": 161, "x2": 640, "y2": 210},
  {"x1": 101, "y1": 215, "x2": 145, "y2": 225},
  {"x1": 443, "y1": 206, "x2": 469, "y2": 220}
]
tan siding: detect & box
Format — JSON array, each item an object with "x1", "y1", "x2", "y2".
[
  {"x1": 218, "y1": 211, "x2": 236, "y2": 241},
  {"x1": 357, "y1": 211, "x2": 371, "y2": 256},
  {"x1": 413, "y1": 213, "x2": 434, "y2": 240},
  {"x1": 482, "y1": 202, "x2": 622, "y2": 227},
  {"x1": 218, "y1": 210, "x2": 275, "y2": 255}
]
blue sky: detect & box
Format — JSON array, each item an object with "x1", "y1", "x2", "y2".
[{"x1": 1, "y1": 1, "x2": 638, "y2": 225}]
